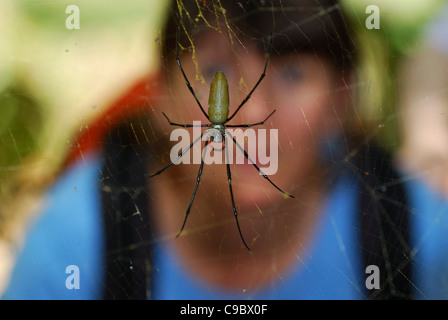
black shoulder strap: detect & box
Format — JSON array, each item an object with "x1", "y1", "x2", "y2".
[
  {"x1": 100, "y1": 120, "x2": 153, "y2": 300},
  {"x1": 356, "y1": 145, "x2": 413, "y2": 299}
]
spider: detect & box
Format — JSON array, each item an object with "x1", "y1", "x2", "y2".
[{"x1": 149, "y1": 26, "x2": 295, "y2": 250}]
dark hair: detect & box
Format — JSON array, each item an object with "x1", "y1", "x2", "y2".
[{"x1": 162, "y1": 0, "x2": 355, "y2": 71}]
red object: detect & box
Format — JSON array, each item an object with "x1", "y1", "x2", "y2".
[{"x1": 64, "y1": 74, "x2": 160, "y2": 166}]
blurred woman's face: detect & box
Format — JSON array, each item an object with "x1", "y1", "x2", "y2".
[
  {"x1": 155, "y1": 29, "x2": 347, "y2": 205},
  {"x1": 151, "y1": 28, "x2": 349, "y2": 254}
]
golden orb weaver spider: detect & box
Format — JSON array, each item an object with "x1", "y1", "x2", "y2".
[{"x1": 149, "y1": 25, "x2": 295, "y2": 250}]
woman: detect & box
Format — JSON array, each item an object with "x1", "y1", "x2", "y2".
[
  {"x1": 3, "y1": 0, "x2": 448, "y2": 300},
  {"x1": 147, "y1": 0, "x2": 357, "y2": 296}
]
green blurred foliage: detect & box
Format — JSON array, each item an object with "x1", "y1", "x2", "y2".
[
  {"x1": 18, "y1": 0, "x2": 161, "y2": 31},
  {"x1": 0, "y1": 87, "x2": 42, "y2": 173},
  {"x1": 344, "y1": 0, "x2": 445, "y2": 51},
  {"x1": 0, "y1": 0, "x2": 168, "y2": 171},
  {"x1": 0, "y1": 0, "x2": 169, "y2": 238},
  {"x1": 342, "y1": 0, "x2": 446, "y2": 150}
]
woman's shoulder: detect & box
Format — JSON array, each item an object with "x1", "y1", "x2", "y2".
[{"x1": 2, "y1": 154, "x2": 104, "y2": 299}]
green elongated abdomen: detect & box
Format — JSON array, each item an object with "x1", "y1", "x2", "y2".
[{"x1": 208, "y1": 72, "x2": 229, "y2": 124}]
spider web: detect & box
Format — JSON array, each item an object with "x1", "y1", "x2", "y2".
[
  {"x1": 97, "y1": 0, "x2": 448, "y2": 299},
  {"x1": 1, "y1": 0, "x2": 448, "y2": 300}
]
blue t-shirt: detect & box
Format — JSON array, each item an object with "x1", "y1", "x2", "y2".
[{"x1": 3, "y1": 154, "x2": 448, "y2": 299}]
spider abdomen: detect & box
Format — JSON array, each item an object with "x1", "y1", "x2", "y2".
[{"x1": 208, "y1": 72, "x2": 229, "y2": 124}]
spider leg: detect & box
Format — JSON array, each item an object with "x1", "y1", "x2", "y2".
[
  {"x1": 147, "y1": 130, "x2": 206, "y2": 178},
  {"x1": 225, "y1": 109, "x2": 276, "y2": 128},
  {"x1": 176, "y1": 23, "x2": 210, "y2": 121},
  {"x1": 162, "y1": 112, "x2": 209, "y2": 128},
  {"x1": 225, "y1": 136, "x2": 251, "y2": 251},
  {"x1": 225, "y1": 129, "x2": 295, "y2": 198},
  {"x1": 176, "y1": 139, "x2": 210, "y2": 238},
  {"x1": 225, "y1": 33, "x2": 273, "y2": 123}
]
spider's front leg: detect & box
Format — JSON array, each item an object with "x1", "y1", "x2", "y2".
[
  {"x1": 176, "y1": 139, "x2": 210, "y2": 238},
  {"x1": 162, "y1": 112, "x2": 209, "y2": 128}
]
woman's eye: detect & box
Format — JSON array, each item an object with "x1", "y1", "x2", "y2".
[{"x1": 278, "y1": 64, "x2": 305, "y2": 83}]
